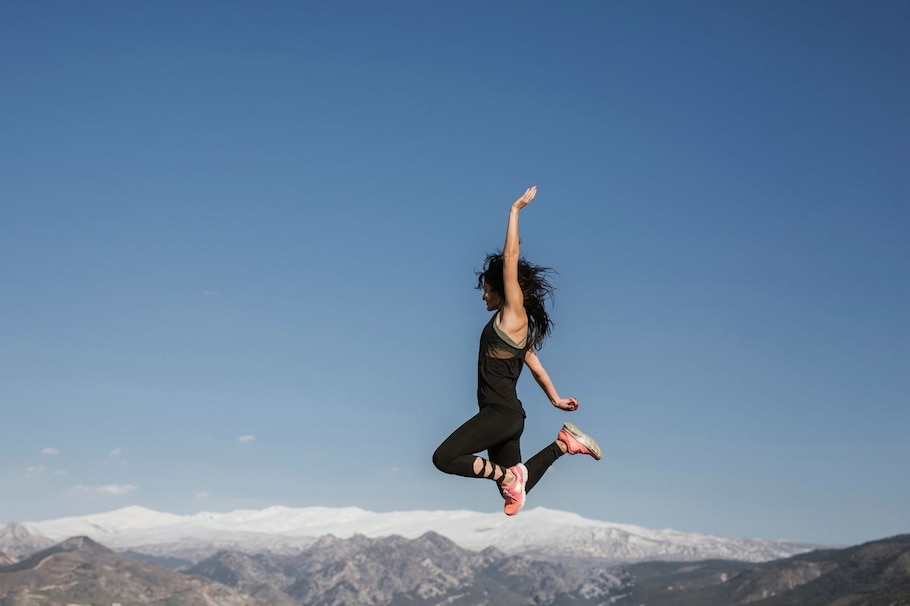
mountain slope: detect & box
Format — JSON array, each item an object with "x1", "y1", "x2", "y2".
[
  {"x1": 619, "y1": 533, "x2": 910, "y2": 606},
  {"x1": 0, "y1": 523, "x2": 54, "y2": 560},
  {"x1": 751, "y1": 534, "x2": 910, "y2": 606},
  {"x1": 0, "y1": 535, "x2": 275, "y2": 606}
]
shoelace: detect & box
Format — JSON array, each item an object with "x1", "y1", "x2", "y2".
[{"x1": 501, "y1": 478, "x2": 523, "y2": 502}]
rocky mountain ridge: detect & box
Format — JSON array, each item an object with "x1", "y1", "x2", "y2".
[
  {"x1": 2, "y1": 531, "x2": 908, "y2": 606},
  {"x1": 0, "y1": 532, "x2": 628, "y2": 606},
  {"x1": 618, "y1": 533, "x2": 910, "y2": 606},
  {"x1": 187, "y1": 531, "x2": 627, "y2": 605},
  {"x1": 0, "y1": 535, "x2": 276, "y2": 606}
]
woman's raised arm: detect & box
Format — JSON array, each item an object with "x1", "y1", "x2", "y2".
[{"x1": 498, "y1": 186, "x2": 537, "y2": 334}]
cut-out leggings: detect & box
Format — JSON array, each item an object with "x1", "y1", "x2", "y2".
[{"x1": 432, "y1": 405, "x2": 563, "y2": 493}]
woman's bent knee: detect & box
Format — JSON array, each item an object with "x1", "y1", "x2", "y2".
[{"x1": 432, "y1": 446, "x2": 453, "y2": 474}]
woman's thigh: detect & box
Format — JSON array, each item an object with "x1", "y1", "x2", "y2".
[{"x1": 437, "y1": 406, "x2": 524, "y2": 460}]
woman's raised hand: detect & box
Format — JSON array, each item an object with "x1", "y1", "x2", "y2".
[{"x1": 511, "y1": 186, "x2": 537, "y2": 211}]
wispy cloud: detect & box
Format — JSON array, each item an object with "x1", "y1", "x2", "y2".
[
  {"x1": 25, "y1": 466, "x2": 66, "y2": 477},
  {"x1": 110, "y1": 448, "x2": 122, "y2": 457},
  {"x1": 71, "y1": 484, "x2": 139, "y2": 496},
  {"x1": 194, "y1": 491, "x2": 211, "y2": 500},
  {"x1": 238, "y1": 435, "x2": 255, "y2": 445},
  {"x1": 41, "y1": 447, "x2": 59, "y2": 456}
]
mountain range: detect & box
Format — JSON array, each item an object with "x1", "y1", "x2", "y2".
[
  {"x1": 9, "y1": 505, "x2": 818, "y2": 565},
  {"x1": 1, "y1": 529, "x2": 908, "y2": 606}
]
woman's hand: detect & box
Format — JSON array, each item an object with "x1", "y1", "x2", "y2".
[
  {"x1": 552, "y1": 396, "x2": 579, "y2": 411},
  {"x1": 511, "y1": 186, "x2": 537, "y2": 211}
]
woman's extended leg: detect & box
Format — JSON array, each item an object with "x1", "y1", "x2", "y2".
[
  {"x1": 525, "y1": 441, "x2": 565, "y2": 493},
  {"x1": 525, "y1": 422, "x2": 603, "y2": 493}
]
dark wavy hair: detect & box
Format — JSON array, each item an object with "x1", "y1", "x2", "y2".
[{"x1": 476, "y1": 252, "x2": 555, "y2": 351}]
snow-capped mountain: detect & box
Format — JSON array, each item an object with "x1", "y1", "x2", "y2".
[
  {"x1": 0, "y1": 522, "x2": 55, "y2": 559},
  {"x1": 17, "y1": 505, "x2": 819, "y2": 564}
]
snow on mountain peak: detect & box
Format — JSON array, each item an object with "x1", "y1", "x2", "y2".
[
  {"x1": 20, "y1": 505, "x2": 820, "y2": 564},
  {"x1": 23, "y1": 505, "x2": 185, "y2": 539}
]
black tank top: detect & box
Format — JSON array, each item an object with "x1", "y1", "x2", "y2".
[{"x1": 476, "y1": 312, "x2": 529, "y2": 415}]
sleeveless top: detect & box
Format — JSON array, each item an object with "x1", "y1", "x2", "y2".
[{"x1": 477, "y1": 311, "x2": 530, "y2": 416}]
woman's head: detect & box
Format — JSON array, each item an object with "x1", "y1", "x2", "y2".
[{"x1": 476, "y1": 252, "x2": 555, "y2": 350}]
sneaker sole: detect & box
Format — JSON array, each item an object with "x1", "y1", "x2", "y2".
[{"x1": 562, "y1": 422, "x2": 602, "y2": 460}]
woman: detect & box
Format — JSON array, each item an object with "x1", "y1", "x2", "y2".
[{"x1": 432, "y1": 186, "x2": 601, "y2": 516}]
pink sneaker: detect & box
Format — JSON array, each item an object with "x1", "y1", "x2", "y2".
[
  {"x1": 558, "y1": 422, "x2": 602, "y2": 460},
  {"x1": 500, "y1": 463, "x2": 528, "y2": 516}
]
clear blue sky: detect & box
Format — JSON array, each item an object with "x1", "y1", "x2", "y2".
[{"x1": 1, "y1": 1, "x2": 907, "y2": 547}]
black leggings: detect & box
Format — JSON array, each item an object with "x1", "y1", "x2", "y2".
[{"x1": 432, "y1": 405, "x2": 563, "y2": 493}]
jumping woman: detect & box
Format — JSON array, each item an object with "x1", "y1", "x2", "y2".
[{"x1": 432, "y1": 186, "x2": 601, "y2": 516}]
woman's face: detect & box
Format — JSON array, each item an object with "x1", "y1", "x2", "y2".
[{"x1": 482, "y1": 281, "x2": 503, "y2": 311}]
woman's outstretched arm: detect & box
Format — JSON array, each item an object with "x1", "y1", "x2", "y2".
[{"x1": 524, "y1": 349, "x2": 579, "y2": 411}]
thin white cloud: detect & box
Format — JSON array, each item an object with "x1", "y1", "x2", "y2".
[
  {"x1": 42, "y1": 447, "x2": 59, "y2": 456},
  {"x1": 110, "y1": 448, "x2": 122, "y2": 457},
  {"x1": 238, "y1": 435, "x2": 255, "y2": 445},
  {"x1": 25, "y1": 466, "x2": 46, "y2": 477},
  {"x1": 194, "y1": 491, "x2": 211, "y2": 500},
  {"x1": 71, "y1": 483, "x2": 139, "y2": 496}
]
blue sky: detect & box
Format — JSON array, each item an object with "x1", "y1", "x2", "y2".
[{"x1": 1, "y1": 1, "x2": 907, "y2": 547}]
